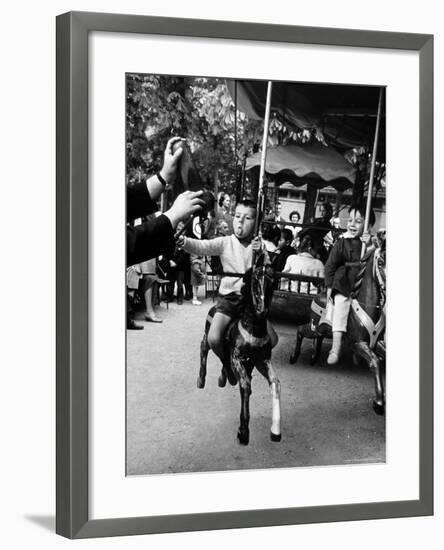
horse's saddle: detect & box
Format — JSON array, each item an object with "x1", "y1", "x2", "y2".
[
  {"x1": 310, "y1": 293, "x2": 385, "y2": 349},
  {"x1": 349, "y1": 299, "x2": 385, "y2": 349},
  {"x1": 310, "y1": 292, "x2": 333, "y2": 337}
]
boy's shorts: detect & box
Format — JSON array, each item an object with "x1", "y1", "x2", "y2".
[{"x1": 216, "y1": 292, "x2": 244, "y2": 318}]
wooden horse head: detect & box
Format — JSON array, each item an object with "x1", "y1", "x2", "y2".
[{"x1": 243, "y1": 252, "x2": 275, "y2": 319}]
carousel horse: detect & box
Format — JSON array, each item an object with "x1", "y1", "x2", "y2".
[
  {"x1": 290, "y1": 243, "x2": 386, "y2": 415},
  {"x1": 197, "y1": 253, "x2": 281, "y2": 445}
]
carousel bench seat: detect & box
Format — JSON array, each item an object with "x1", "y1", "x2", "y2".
[{"x1": 270, "y1": 272, "x2": 325, "y2": 325}]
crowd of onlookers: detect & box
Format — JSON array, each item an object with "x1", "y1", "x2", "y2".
[{"x1": 127, "y1": 193, "x2": 351, "y2": 328}]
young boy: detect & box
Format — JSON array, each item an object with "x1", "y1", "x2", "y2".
[
  {"x1": 273, "y1": 228, "x2": 296, "y2": 273},
  {"x1": 179, "y1": 199, "x2": 278, "y2": 368},
  {"x1": 324, "y1": 205, "x2": 374, "y2": 364}
]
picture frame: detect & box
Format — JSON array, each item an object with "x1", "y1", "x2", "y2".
[{"x1": 56, "y1": 10, "x2": 434, "y2": 539}]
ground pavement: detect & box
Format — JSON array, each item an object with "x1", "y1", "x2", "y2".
[{"x1": 127, "y1": 296, "x2": 385, "y2": 476}]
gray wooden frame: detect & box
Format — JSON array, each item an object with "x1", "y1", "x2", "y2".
[{"x1": 56, "y1": 11, "x2": 434, "y2": 539}]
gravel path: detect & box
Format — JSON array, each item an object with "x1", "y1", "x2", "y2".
[{"x1": 126, "y1": 297, "x2": 385, "y2": 475}]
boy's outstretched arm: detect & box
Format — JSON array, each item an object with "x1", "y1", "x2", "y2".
[{"x1": 181, "y1": 236, "x2": 225, "y2": 257}]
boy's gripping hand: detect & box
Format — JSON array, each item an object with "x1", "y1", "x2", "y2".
[
  {"x1": 252, "y1": 236, "x2": 264, "y2": 251},
  {"x1": 361, "y1": 231, "x2": 372, "y2": 245},
  {"x1": 176, "y1": 235, "x2": 186, "y2": 249}
]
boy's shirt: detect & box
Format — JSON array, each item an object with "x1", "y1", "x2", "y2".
[{"x1": 183, "y1": 234, "x2": 253, "y2": 295}]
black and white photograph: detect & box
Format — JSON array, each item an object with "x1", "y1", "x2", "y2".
[{"x1": 125, "y1": 74, "x2": 387, "y2": 476}]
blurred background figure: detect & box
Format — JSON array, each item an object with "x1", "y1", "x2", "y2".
[
  {"x1": 323, "y1": 216, "x2": 342, "y2": 253},
  {"x1": 139, "y1": 259, "x2": 163, "y2": 323},
  {"x1": 287, "y1": 210, "x2": 302, "y2": 247},
  {"x1": 281, "y1": 235, "x2": 325, "y2": 294},
  {"x1": 262, "y1": 224, "x2": 281, "y2": 256},
  {"x1": 273, "y1": 228, "x2": 297, "y2": 274},
  {"x1": 215, "y1": 192, "x2": 233, "y2": 234},
  {"x1": 126, "y1": 265, "x2": 144, "y2": 330},
  {"x1": 274, "y1": 201, "x2": 285, "y2": 224},
  {"x1": 190, "y1": 253, "x2": 206, "y2": 305}
]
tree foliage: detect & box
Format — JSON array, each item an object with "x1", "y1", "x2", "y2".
[{"x1": 126, "y1": 74, "x2": 266, "y2": 197}]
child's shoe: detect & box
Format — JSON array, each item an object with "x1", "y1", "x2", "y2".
[{"x1": 327, "y1": 331, "x2": 343, "y2": 365}]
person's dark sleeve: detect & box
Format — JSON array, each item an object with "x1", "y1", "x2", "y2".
[
  {"x1": 127, "y1": 181, "x2": 158, "y2": 222},
  {"x1": 273, "y1": 248, "x2": 292, "y2": 273},
  {"x1": 127, "y1": 214, "x2": 175, "y2": 266},
  {"x1": 324, "y1": 240, "x2": 344, "y2": 287}
]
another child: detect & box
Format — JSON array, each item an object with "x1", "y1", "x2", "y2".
[
  {"x1": 190, "y1": 253, "x2": 206, "y2": 305},
  {"x1": 273, "y1": 228, "x2": 297, "y2": 274},
  {"x1": 180, "y1": 199, "x2": 278, "y2": 369},
  {"x1": 324, "y1": 205, "x2": 375, "y2": 364},
  {"x1": 282, "y1": 235, "x2": 324, "y2": 294}
]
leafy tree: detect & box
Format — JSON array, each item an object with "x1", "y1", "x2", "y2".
[{"x1": 126, "y1": 74, "x2": 271, "y2": 200}]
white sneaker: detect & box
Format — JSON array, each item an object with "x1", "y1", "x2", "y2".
[
  {"x1": 327, "y1": 350, "x2": 340, "y2": 365},
  {"x1": 192, "y1": 299, "x2": 202, "y2": 305}
]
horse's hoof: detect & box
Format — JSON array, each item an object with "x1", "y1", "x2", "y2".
[
  {"x1": 237, "y1": 430, "x2": 249, "y2": 445},
  {"x1": 309, "y1": 355, "x2": 317, "y2": 366},
  {"x1": 372, "y1": 400, "x2": 385, "y2": 416},
  {"x1": 218, "y1": 374, "x2": 227, "y2": 388},
  {"x1": 270, "y1": 431, "x2": 281, "y2": 442},
  {"x1": 197, "y1": 376, "x2": 205, "y2": 389},
  {"x1": 223, "y1": 366, "x2": 237, "y2": 386},
  {"x1": 289, "y1": 354, "x2": 296, "y2": 364},
  {"x1": 228, "y1": 374, "x2": 237, "y2": 386}
]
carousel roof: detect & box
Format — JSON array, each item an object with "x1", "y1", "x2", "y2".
[
  {"x1": 245, "y1": 143, "x2": 356, "y2": 190},
  {"x1": 226, "y1": 80, "x2": 385, "y2": 156}
]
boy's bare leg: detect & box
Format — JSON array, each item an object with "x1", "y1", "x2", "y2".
[
  {"x1": 208, "y1": 312, "x2": 237, "y2": 386},
  {"x1": 207, "y1": 312, "x2": 232, "y2": 363}
]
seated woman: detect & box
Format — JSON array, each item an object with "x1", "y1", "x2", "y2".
[
  {"x1": 281, "y1": 236, "x2": 325, "y2": 294},
  {"x1": 286, "y1": 210, "x2": 302, "y2": 245}
]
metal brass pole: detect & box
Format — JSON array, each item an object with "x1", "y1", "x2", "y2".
[
  {"x1": 362, "y1": 87, "x2": 384, "y2": 258},
  {"x1": 364, "y1": 87, "x2": 384, "y2": 234},
  {"x1": 254, "y1": 81, "x2": 273, "y2": 237}
]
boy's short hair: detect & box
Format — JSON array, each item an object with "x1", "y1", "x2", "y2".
[
  {"x1": 349, "y1": 202, "x2": 375, "y2": 227},
  {"x1": 262, "y1": 224, "x2": 281, "y2": 246},
  {"x1": 235, "y1": 199, "x2": 256, "y2": 216},
  {"x1": 280, "y1": 228, "x2": 293, "y2": 242}
]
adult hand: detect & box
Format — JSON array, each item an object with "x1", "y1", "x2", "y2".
[
  {"x1": 159, "y1": 137, "x2": 185, "y2": 184},
  {"x1": 164, "y1": 190, "x2": 205, "y2": 229}
]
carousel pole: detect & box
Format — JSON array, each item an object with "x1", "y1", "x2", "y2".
[
  {"x1": 362, "y1": 87, "x2": 384, "y2": 257},
  {"x1": 254, "y1": 81, "x2": 273, "y2": 238}
]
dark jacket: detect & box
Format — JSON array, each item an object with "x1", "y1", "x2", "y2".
[
  {"x1": 324, "y1": 237, "x2": 362, "y2": 297},
  {"x1": 126, "y1": 182, "x2": 175, "y2": 267}
]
